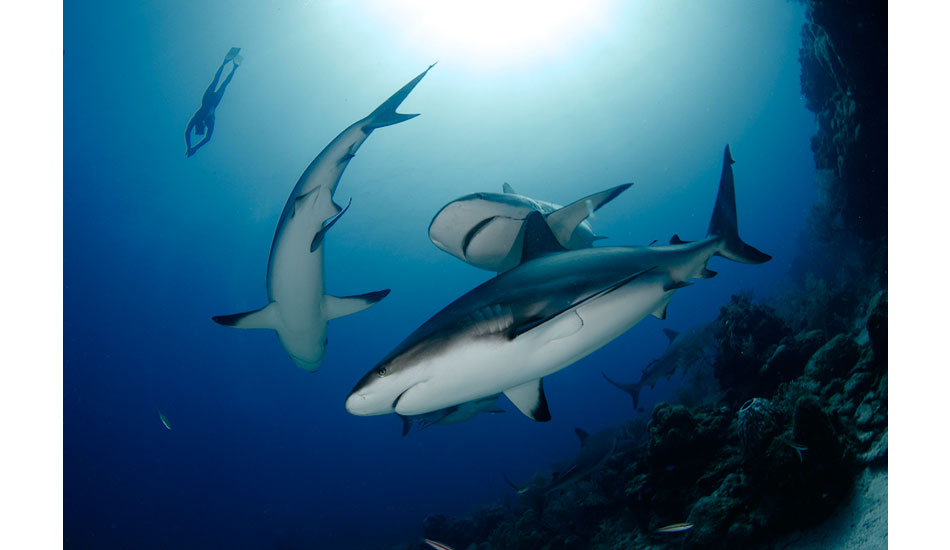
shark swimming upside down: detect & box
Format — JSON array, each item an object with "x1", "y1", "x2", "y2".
[{"x1": 213, "y1": 65, "x2": 435, "y2": 371}]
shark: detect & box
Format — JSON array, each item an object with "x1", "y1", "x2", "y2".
[
  {"x1": 428, "y1": 182, "x2": 632, "y2": 272},
  {"x1": 398, "y1": 394, "x2": 504, "y2": 436},
  {"x1": 602, "y1": 320, "x2": 720, "y2": 409},
  {"x1": 345, "y1": 145, "x2": 769, "y2": 420},
  {"x1": 213, "y1": 65, "x2": 435, "y2": 371},
  {"x1": 505, "y1": 426, "x2": 618, "y2": 495}
]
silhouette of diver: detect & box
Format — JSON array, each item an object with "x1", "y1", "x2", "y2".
[{"x1": 185, "y1": 48, "x2": 240, "y2": 157}]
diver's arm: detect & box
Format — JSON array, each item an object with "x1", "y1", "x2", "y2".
[
  {"x1": 190, "y1": 118, "x2": 214, "y2": 152},
  {"x1": 184, "y1": 117, "x2": 195, "y2": 150}
]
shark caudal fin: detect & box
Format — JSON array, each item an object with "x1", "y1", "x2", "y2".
[
  {"x1": 706, "y1": 146, "x2": 771, "y2": 264},
  {"x1": 364, "y1": 63, "x2": 436, "y2": 130},
  {"x1": 602, "y1": 372, "x2": 643, "y2": 409}
]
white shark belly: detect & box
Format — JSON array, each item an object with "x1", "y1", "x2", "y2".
[
  {"x1": 267, "y1": 217, "x2": 329, "y2": 368},
  {"x1": 393, "y1": 279, "x2": 671, "y2": 415}
]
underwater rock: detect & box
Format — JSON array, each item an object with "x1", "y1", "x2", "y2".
[
  {"x1": 858, "y1": 428, "x2": 887, "y2": 465},
  {"x1": 844, "y1": 369, "x2": 873, "y2": 399},
  {"x1": 804, "y1": 333, "x2": 860, "y2": 384},
  {"x1": 715, "y1": 294, "x2": 791, "y2": 401},
  {"x1": 737, "y1": 398, "x2": 781, "y2": 459},
  {"x1": 865, "y1": 290, "x2": 887, "y2": 369},
  {"x1": 682, "y1": 473, "x2": 748, "y2": 550},
  {"x1": 799, "y1": 0, "x2": 887, "y2": 242}
]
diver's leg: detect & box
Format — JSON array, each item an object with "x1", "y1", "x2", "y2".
[
  {"x1": 216, "y1": 64, "x2": 237, "y2": 95},
  {"x1": 205, "y1": 61, "x2": 226, "y2": 96}
]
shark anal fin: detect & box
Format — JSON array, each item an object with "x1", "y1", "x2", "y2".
[
  {"x1": 651, "y1": 293, "x2": 674, "y2": 320},
  {"x1": 324, "y1": 289, "x2": 391, "y2": 320},
  {"x1": 212, "y1": 302, "x2": 280, "y2": 330},
  {"x1": 701, "y1": 268, "x2": 718, "y2": 278},
  {"x1": 504, "y1": 378, "x2": 551, "y2": 422},
  {"x1": 311, "y1": 198, "x2": 352, "y2": 252}
]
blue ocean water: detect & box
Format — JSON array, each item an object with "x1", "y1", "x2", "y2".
[{"x1": 64, "y1": 1, "x2": 818, "y2": 548}]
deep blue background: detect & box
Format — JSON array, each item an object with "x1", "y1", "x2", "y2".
[{"x1": 65, "y1": 1, "x2": 817, "y2": 548}]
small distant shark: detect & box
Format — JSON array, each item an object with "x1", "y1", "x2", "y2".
[
  {"x1": 428, "y1": 182, "x2": 632, "y2": 272},
  {"x1": 213, "y1": 65, "x2": 435, "y2": 371},
  {"x1": 398, "y1": 394, "x2": 504, "y2": 436},
  {"x1": 345, "y1": 145, "x2": 769, "y2": 420},
  {"x1": 156, "y1": 408, "x2": 171, "y2": 430},
  {"x1": 603, "y1": 320, "x2": 719, "y2": 408},
  {"x1": 506, "y1": 426, "x2": 618, "y2": 495}
]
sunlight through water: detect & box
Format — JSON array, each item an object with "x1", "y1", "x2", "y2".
[{"x1": 356, "y1": 0, "x2": 619, "y2": 72}]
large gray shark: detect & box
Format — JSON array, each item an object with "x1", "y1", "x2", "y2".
[
  {"x1": 603, "y1": 320, "x2": 719, "y2": 409},
  {"x1": 345, "y1": 146, "x2": 769, "y2": 420},
  {"x1": 398, "y1": 394, "x2": 504, "y2": 436},
  {"x1": 428, "y1": 182, "x2": 632, "y2": 272},
  {"x1": 213, "y1": 65, "x2": 434, "y2": 371}
]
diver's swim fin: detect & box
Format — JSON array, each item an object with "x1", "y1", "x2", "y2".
[
  {"x1": 224, "y1": 47, "x2": 241, "y2": 62},
  {"x1": 232, "y1": 54, "x2": 243, "y2": 67}
]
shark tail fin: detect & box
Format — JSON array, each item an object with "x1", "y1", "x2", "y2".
[
  {"x1": 213, "y1": 302, "x2": 280, "y2": 330},
  {"x1": 706, "y1": 146, "x2": 771, "y2": 264},
  {"x1": 324, "y1": 289, "x2": 391, "y2": 320},
  {"x1": 602, "y1": 372, "x2": 642, "y2": 409},
  {"x1": 363, "y1": 63, "x2": 436, "y2": 130}
]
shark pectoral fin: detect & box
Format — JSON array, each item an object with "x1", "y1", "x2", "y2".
[
  {"x1": 544, "y1": 183, "x2": 633, "y2": 245},
  {"x1": 574, "y1": 428, "x2": 590, "y2": 445},
  {"x1": 212, "y1": 302, "x2": 280, "y2": 330},
  {"x1": 324, "y1": 289, "x2": 391, "y2": 320},
  {"x1": 504, "y1": 378, "x2": 552, "y2": 422},
  {"x1": 310, "y1": 198, "x2": 352, "y2": 252},
  {"x1": 502, "y1": 182, "x2": 517, "y2": 194}
]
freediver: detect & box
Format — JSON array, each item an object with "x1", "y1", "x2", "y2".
[{"x1": 185, "y1": 47, "x2": 241, "y2": 157}]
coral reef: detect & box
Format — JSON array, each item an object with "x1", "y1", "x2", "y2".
[{"x1": 398, "y1": 288, "x2": 887, "y2": 550}]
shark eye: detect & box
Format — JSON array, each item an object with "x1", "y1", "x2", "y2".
[{"x1": 376, "y1": 366, "x2": 388, "y2": 377}]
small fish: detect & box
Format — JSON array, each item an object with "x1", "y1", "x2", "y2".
[
  {"x1": 654, "y1": 522, "x2": 694, "y2": 533},
  {"x1": 156, "y1": 408, "x2": 171, "y2": 430},
  {"x1": 780, "y1": 438, "x2": 808, "y2": 463},
  {"x1": 423, "y1": 539, "x2": 454, "y2": 550}
]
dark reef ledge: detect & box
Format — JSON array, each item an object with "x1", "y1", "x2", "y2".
[{"x1": 395, "y1": 2, "x2": 888, "y2": 548}]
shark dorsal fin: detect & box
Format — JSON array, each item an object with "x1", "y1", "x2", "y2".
[
  {"x1": 519, "y1": 211, "x2": 567, "y2": 265},
  {"x1": 502, "y1": 182, "x2": 517, "y2": 194},
  {"x1": 574, "y1": 428, "x2": 590, "y2": 446},
  {"x1": 662, "y1": 328, "x2": 680, "y2": 344}
]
